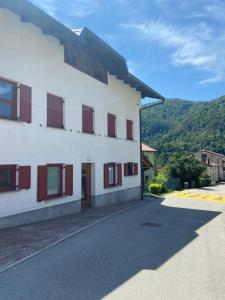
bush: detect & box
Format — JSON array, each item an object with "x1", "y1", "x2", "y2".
[
  {"x1": 198, "y1": 177, "x2": 211, "y2": 187},
  {"x1": 149, "y1": 183, "x2": 163, "y2": 195}
]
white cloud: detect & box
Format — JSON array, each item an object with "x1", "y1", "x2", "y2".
[{"x1": 122, "y1": 20, "x2": 225, "y2": 84}]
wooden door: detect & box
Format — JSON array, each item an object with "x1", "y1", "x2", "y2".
[{"x1": 81, "y1": 163, "x2": 91, "y2": 208}]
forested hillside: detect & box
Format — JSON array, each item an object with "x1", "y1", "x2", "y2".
[{"x1": 142, "y1": 96, "x2": 225, "y2": 163}]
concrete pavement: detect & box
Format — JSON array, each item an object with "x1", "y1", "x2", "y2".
[{"x1": 0, "y1": 196, "x2": 224, "y2": 300}]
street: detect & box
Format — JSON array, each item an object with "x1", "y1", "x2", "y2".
[{"x1": 0, "y1": 192, "x2": 225, "y2": 300}]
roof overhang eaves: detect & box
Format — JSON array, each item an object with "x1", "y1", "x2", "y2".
[{"x1": 0, "y1": 0, "x2": 165, "y2": 100}]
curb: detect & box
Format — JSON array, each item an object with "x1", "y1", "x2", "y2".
[{"x1": 0, "y1": 201, "x2": 141, "y2": 274}]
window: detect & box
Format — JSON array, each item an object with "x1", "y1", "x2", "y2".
[
  {"x1": 47, "y1": 94, "x2": 64, "y2": 128},
  {"x1": 108, "y1": 113, "x2": 116, "y2": 138},
  {"x1": 0, "y1": 79, "x2": 31, "y2": 123},
  {"x1": 82, "y1": 105, "x2": 94, "y2": 134},
  {"x1": 126, "y1": 120, "x2": 133, "y2": 140},
  {"x1": 0, "y1": 165, "x2": 31, "y2": 192},
  {"x1": 104, "y1": 163, "x2": 122, "y2": 188},
  {"x1": 0, "y1": 165, "x2": 16, "y2": 192},
  {"x1": 0, "y1": 78, "x2": 17, "y2": 120},
  {"x1": 37, "y1": 164, "x2": 73, "y2": 201},
  {"x1": 124, "y1": 162, "x2": 138, "y2": 176},
  {"x1": 47, "y1": 165, "x2": 62, "y2": 198},
  {"x1": 108, "y1": 164, "x2": 116, "y2": 186}
]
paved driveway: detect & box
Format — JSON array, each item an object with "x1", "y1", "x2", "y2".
[{"x1": 0, "y1": 196, "x2": 224, "y2": 300}]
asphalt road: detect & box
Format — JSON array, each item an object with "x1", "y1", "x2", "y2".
[{"x1": 0, "y1": 196, "x2": 225, "y2": 300}]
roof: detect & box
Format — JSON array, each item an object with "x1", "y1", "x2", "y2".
[
  {"x1": 0, "y1": 0, "x2": 165, "y2": 100},
  {"x1": 201, "y1": 149, "x2": 225, "y2": 158},
  {"x1": 142, "y1": 143, "x2": 157, "y2": 152},
  {"x1": 143, "y1": 155, "x2": 153, "y2": 169}
]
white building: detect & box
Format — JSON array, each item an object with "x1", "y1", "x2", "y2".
[{"x1": 0, "y1": 0, "x2": 164, "y2": 228}]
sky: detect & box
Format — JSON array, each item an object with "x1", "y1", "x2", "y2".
[{"x1": 30, "y1": 0, "x2": 225, "y2": 101}]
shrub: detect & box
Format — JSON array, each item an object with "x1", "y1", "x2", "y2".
[
  {"x1": 198, "y1": 177, "x2": 211, "y2": 187},
  {"x1": 149, "y1": 183, "x2": 163, "y2": 195}
]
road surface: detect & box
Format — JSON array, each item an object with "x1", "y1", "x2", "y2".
[{"x1": 0, "y1": 195, "x2": 224, "y2": 300}]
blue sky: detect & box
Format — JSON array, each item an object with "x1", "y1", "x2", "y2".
[{"x1": 30, "y1": 0, "x2": 225, "y2": 101}]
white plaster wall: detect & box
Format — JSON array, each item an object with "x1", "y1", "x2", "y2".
[{"x1": 0, "y1": 9, "x2": 141, "y2": 217}]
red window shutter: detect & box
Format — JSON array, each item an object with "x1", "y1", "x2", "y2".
[
  {"x1": 47, "y1": 94, "x2": 63, "y2": 128},
  {"x1": 82, "y1": 105, "x2": 94, "y2": 134},
  {"x1": 19, "y1": 166, "x2": 31, "y2": 189},
  {"x1": 117, "y1": 163, "x2": 122, "y2": 186},
  {"x1": 134, "y1": 163, "x2": 138, "y2": 175},
  {"x1": 124, "y1": 163, "x2": 128, "y2": 176},
  {"x1": 126, "y1": 120, "x2": 133, "y2": 140},
  {"x1": 108, "y1": 113, "x2": 116, "y2": 137},
  {"x1": 104, "y1": 164, "x2": 109, "y2": 188},
  {"x1": 20, "y1": 84, "x2": 32, "y2": 123},
  {"x1": 37, "y1": 166, "x2": 47, "y2": 202},
  {"x1": 65, "y1": 165, "x2": 73, "y2": 196}
]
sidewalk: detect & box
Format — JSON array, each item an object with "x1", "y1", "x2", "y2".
[{"x1": 0, "y1": 200, "x2": 139, "y2": 272}]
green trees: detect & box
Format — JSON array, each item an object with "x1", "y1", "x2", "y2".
[
  {"x1": 149, "y1": 156, "x2": 206, "y2": 194},
  {"x1": 167, "y1": 156, "x2": 206, "y2": 185},
  {"x1": 142, "y1": 96, "x2": 225, "y2": 164}
]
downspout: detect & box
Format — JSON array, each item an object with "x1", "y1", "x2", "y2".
[{"x1": 139, "y1": 97, "x2": 165, "y2": 199}]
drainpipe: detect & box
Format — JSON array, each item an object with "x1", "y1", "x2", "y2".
[{"x1": 139, "y1": 97, "x2": 165, "y2": 199}]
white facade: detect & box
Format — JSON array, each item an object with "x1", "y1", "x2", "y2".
[{"x1": 0, "y1": 8, "x2": 142, "y2": 220}]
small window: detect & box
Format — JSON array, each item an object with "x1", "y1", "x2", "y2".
[
  {"x1": 47, "y1": 165, "x2": 62, "y2": 198},
  {"x1": 0, "y1": 78, "x2": 17, "y2": 120},
  {"x1": 47, "y1": 94, "x2": 64, "y2": 128},
  {"x1": 0, "y1": 165, "x2": 16, "y2": 192},
  {"x1": 82, "y1": 105, "x2": 94, "y2": 134},
  {"x1": 126, "y1": 119, "x2": 133, "y2": 140}
]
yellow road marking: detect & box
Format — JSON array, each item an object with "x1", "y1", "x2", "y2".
[{"x1": 172, "y1": 191, "x2": 225, "y2": 203}]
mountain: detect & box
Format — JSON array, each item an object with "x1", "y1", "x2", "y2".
[{"x1": 141, "y1": 96, "x2": 225, "y2": 163}]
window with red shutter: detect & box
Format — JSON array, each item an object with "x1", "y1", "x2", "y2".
[
  {"x1": 20, "y1": 84, "x2": 32, "y2": 123},
  {"x1": 126, "y1": 119, "x2": 133, "y2": 140},
  {"x1": 19, "y1": 166, "x2": 31, "y2": 189},
  {"x1": 104, "y1": 163, "x2": 122, "y2": 188},
  {"x1": 108, "y1": 113, "x2": 116, "y2": 138},
  {"x1": 124, "y1": 162, "x2": 138, "y2": 176},
  {"x1": 82, "y1": 105, "x2": 94, "y2": 134},
  {"x1": 47, "y1": 93, "x2": 64, "y2": 128},
  {"x1": 65, "y1": 165, "x2": 73, "y2": 196}
]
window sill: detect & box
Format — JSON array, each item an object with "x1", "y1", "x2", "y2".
[
  {"x1": 45, "y1": 193, "x2": 64, "y2": 201},
  {"x1": 0, "y1": 116, "x2": 18, "y2": 122},
  {"x1": 82, "y1": 131, "x2": 95, "y2": 135},
  {"x1": 0, "y1": 187, "x2": 17, "y2": 193},
  {"x1": 46, "y1": 125, "x2": 66, "y2": 130}
]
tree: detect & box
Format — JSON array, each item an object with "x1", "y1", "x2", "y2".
[{"x1": 167, "y1": 156, "x2": 206, "y2": 185}]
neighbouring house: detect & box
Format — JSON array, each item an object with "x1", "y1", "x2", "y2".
[
  {"x1": 192, "y1": 149, "x2": 225, "y2": 185},
  {"x1": 0, "y1": 0, "x2": 164, "y2": 228},
  {"x1": 142, "y1": 143, "x2": 157, "y2": 186}
]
